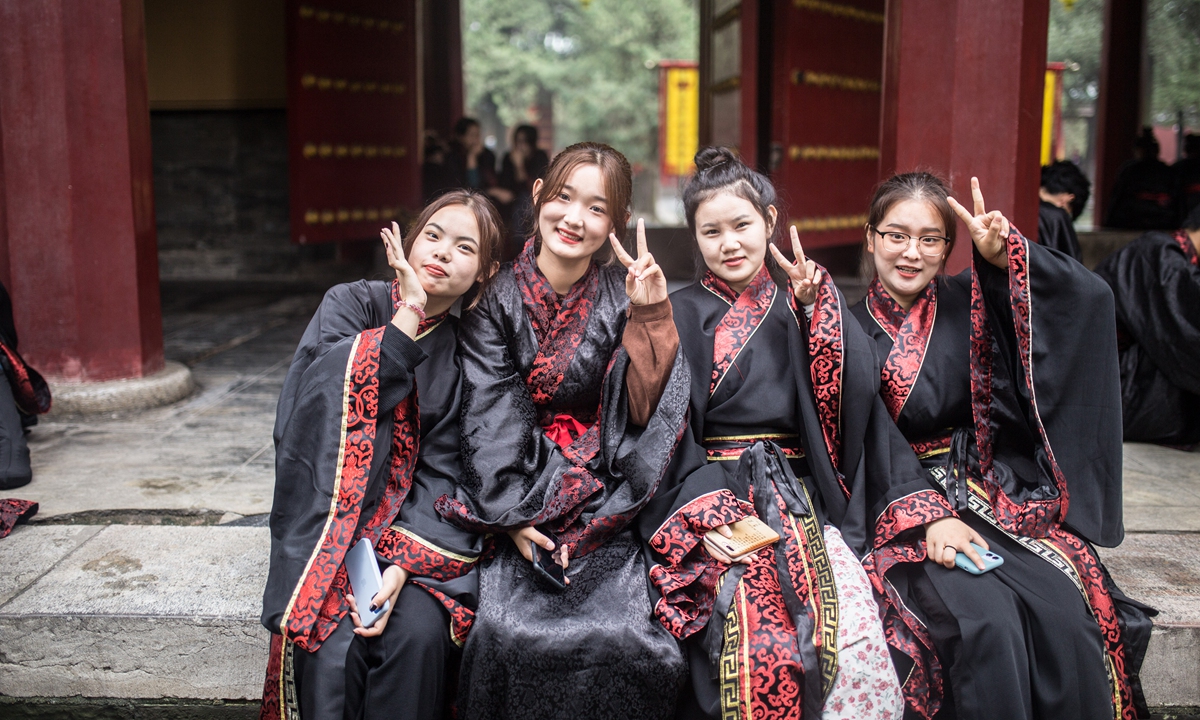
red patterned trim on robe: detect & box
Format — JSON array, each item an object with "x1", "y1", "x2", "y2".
[
  {"x1": 910, "y1": 433, "x2": 952, "y2": 458},
  {"x1": 861, "y1": 544, "x2": 942, "y2": 720},
  {"x1": 0, "y1": 343, "x2": 51, "y2": 416},
  {"x1": 866, "y1": 279, "x2": 937, "y2": 422},
  {"x1": 702, "y1": 266, "x2": 777, "y2": 397},
  {"x1": 410, "y1": 580, "x2": 476, "y2": 648},
  {"x1": 648, "y1": 489, "x2": 755, "y2": 638},
  {"x1": 801, "y1": 266, "x2": 847, "y2": 484},
  {"x1": 873, "y1": 490, "x2": 955, "y2": 548},
  {"x1": 969, "y1": 229, "x2": 1065, "y2": 538},
  {"x1": 718, "y1": 483, "x2": 841, "y2": 717},
  {"x1": 376, "y1": 525, "x2": 477, "y2": 581},
  {"x1": 0, "y1": 498, "x2": 37, "y2": 538},
  {"x1": 1175, "y1": 229, "x2": 1200, "y2": 267},
  {"x1": 511, "y1": 237, "x2": 600, "y2": 408}
]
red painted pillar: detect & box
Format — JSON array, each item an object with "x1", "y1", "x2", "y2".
[
  {"x1": 879, "y1": 0, "x2": 1050, "y2": 272},
  {"x1": 1093, "y1": 0, "x2": 1145, "y2": 226},
  {"x1": 0, "y1": 0, "x2": 162, "y2": 382}
]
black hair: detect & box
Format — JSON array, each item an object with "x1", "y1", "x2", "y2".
[
  {"x1": 682, "y1": 146, "x2": 785, "y2": 283},
  {"x1": 452, "y1": 117, "x2": 480, "y2": 139},
  {"x1": 514, "y1": 125, "x2": 539, "y2": 146},
  {"x1": 1040, "y1": 160, "x2": 1091, "y2": 220},
  {"x1": 1135, "y1": 126, "x2": 1160, "y2": 157},
  {"x1": 1184, "y1": 203, "x2": 1200, "y2": 232}
]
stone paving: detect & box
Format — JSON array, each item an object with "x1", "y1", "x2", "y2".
[{"x1": 1, "y1": 278, "x2": 1199, "y2": 714}]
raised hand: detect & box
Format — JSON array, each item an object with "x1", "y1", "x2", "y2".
[
  {"x1": 382, "y1": 221, "x2": 428, "y2": 307},
  {"x1": 769, "y1": 225, "x2": 823, "y2": 306},
  {"x1": 947, "y1": 177, "x2": 1011, "y2": 269},
  {"x1": 609, "y1": 218, "x2": 668, "y2": 306}
]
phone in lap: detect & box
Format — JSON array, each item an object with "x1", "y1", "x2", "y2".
[
  {"x1": 702, "y1": 516, "x2": 781, "y2": 562},
  {"x1": 345, "y1": 538, "x2": 390, "y2": 627},
  {"x1": 954, "y1": 542, "x2": 1004, "y2": 575},
  {"x1": 531, "y1": 536, "x2": 567, "y2": 591}
]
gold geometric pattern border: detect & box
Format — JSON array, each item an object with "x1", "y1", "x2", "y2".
[
  {"x1": 298, "y1": 5, "x2": 405, "y2": 33},
  {"x1": 790, "y1": 214, "x2": 869, "y2": 232},
  {"x1": 300, "y1": 74, "x2": 406, "y2": 95},
  {"x1": 788, "y1": 145, "x2": 879, "y2": 161},
  {"x1": 302, "y1": 143, "x2": 408, "y2": 159},
  {"x1": 793, "y1": 0, "x2": 886, "y2": 24},
  {"x1": 791, "y1": 70, "x2": 881, "y2": 93},
  {"x1": 303, "y1": 207, "x2": 404, "y2": 225}
]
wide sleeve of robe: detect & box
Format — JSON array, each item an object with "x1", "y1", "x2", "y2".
[
  {"x1": 262, "y1": 281, "x2": 426, "y2": 641},
  {"x1": 973, "y1": 230, "x2": 1125, "y2": 547}
]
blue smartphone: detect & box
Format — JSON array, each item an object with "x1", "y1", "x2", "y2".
[
  {"x1": 345, "y1": 538, "x2": 390, "y2": 627},
  {"x1": 954, "y1": 542, "x2": 1004, "y2": 575}
]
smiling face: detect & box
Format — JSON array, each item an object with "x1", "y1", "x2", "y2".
[
  {"x1": 405, "y1": 204, "x2": 484, "y2": 306},
  {"x1": 694, "y1": 190, "x2": 777, "y2": 294},
  {"x1": 867, "y1": 198, "x2": 947, "y2": 307},
  {"x1": 532, "y1": 163, "x2": 614, "y2": 265}
]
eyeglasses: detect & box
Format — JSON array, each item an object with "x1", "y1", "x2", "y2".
[{"x1": 872, "y1": 228, "x2": 948, "y2": 257}]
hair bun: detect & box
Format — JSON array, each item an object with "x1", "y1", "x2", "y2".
[{"x1": 694, "y1": 146, "x2": 739, "y2": 172}]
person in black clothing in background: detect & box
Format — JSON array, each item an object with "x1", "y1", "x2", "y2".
[
  {"x1": 1106, "y1": 127, "x2": 1178, "y2": 230},
  {"x1": 497, "y1": 124, "x2": 551, "y2": 258},
  {"x1": 445, "y1": 118, "x2": 498, "y2": 196},
  {"x1": 1175, "y1": 134, "x2": 1200, "y2": 224},
  {"x1": 1037, "y1": 160, "x2": 1089, "y2": 261},
  {"x1": 0, "y1": 281, "x2": 49, "y2": 492},
  {"x1": 1095, "y1": 203, "x2": 1200, "y2": 446}
]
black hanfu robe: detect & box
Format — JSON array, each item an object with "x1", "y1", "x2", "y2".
[
  {"x1": 1036, "y1": 201, "x2": 1082, "y2": 262},
  {"x1": 0, "y1": 280, "x2": 50, "y2": 504},
  {"x1": 641, "y1": 265, "x2": 956, "y2": 720},
  {"x1": 260, "y1": 279, "x2": 481, "y2": 720},
  {"x1": 436, "y1": 240, "x2": 692, "y2": 720},
  {"x1": 851, "y1": 231, "x2": 1156, "y2": 720},
  {"x1": 1094, "y1": 230, "x2": 1200, "y2": 445}
]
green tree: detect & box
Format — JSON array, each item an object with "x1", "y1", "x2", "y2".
[
  {"x1": 1147, "y1": 0, "x2": 1200, "y2": 128},
  {"x1": 461, "y1": 0, "x2": 699, "y2": 169}
]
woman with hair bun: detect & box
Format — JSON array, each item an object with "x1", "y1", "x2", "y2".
[
  {"x1": 438, "y1": 142, "x2": 691, "y2": 719},
  {"x1": 851, "y1": 172, "x2": 1155, "y2": 720},
  {"x1": 641, "y1": 147, "x2": 966, "y2": 720}
]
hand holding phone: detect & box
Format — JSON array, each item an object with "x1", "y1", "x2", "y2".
[
  {"x1": 531, "y1": 538, "x2": 568, "y2": 591},
  {"x1": 954, "y1": 543, "x2": 1004, "y2": 575},
  {"x1": 703, "y1": 517, "x2": 780, "y2": 563},
  {"x1": 345, "y1": 538, "x2": 390, "y2": 628}
]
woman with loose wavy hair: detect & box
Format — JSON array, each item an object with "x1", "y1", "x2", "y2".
[{"x1": 438, "y1": 142, "x2": 692, "y2": 719}]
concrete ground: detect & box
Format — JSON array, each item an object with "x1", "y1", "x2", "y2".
[{"x1": 1, "y1": 277, "x2": 1199, "y2": 716}]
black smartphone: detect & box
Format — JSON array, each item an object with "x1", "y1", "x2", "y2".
[{"x1": 530, "y1": 538, "x2": 566, "y2": 591}]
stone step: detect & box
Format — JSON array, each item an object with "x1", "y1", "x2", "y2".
[{"x1": 0, "y1": 523, "x2": 1196, "y2": 711}]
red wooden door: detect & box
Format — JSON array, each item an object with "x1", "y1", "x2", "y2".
[
  {"x1": 769, "y1": 0, "x2": 885, "y2": 249},
  {"x1": 286, "y1": 1, "x2": 421, "y2": 244}
]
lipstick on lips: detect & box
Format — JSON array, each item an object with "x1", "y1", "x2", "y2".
[
  {"x1": 424, "y1": 264, "x2": 447, "y2": 278},
  {"x1": 723, "y1": 256, "x2": 745, "y2": 267},
  {"x1": 557, "y1": 228, "x2": 582, "y2": 245}
]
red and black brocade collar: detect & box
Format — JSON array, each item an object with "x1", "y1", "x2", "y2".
[
  {"x1": 1175, "y1": 230, "x2": 1200, "y2": 267},
  {"x1": 389, "y1": 280, "x2": 450, "y2": 336},
  {"x1": 702, "y1": 265, "x2": 776, "y2": 397},
  {"x1": 701, "y1": 263, "x2": 772, "y2": 306},
  {"x1": 511, "y1": 236, "x2": 600, "y2": 348},
  {"x1": 866, "y1": 278, "x2": 937, "y2": 422},
  {"x1": 865, "y1": 277, "x2": 934, "y2": 342}
]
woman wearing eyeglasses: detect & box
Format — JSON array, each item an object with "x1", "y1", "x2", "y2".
[{"x1": 849, "y1": 172, "x2": 1155, "y2": 720}]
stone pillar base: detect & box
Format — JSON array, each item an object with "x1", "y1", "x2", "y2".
[{"x1": 47, "y1": 361, "x2": 194, "y2": 415}]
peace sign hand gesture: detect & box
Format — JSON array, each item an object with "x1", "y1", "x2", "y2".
[
  {"x1": 610, "y1": 219, "x2": 668, "y2": 306},
  {"x1": 769, "y1": 225, "x2": 823, "y2": 306},
  {"x1": 947, "y1": 177, "x2": 1011, "y2": 269}
]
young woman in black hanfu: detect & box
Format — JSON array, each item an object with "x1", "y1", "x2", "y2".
[
  {"x1": 850, "y1": 173, "x2": 1156, "y2": 720},
  {"x1": 435, "y1": 142, "x2": 692, "y2": 720},
  {"x1": 1094, "y1": 203, "x2": 1200, "y2": 445},
  {"x1": 259, "y1": 189, "x2": 502, "y2": 720},
  {"x1": 640, "y1": 149, "x2": 982, "y2": 720}
]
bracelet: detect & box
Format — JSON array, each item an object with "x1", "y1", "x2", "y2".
[{"x1": 397, "y1": 300, "x2": 426, "y2": 322}]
